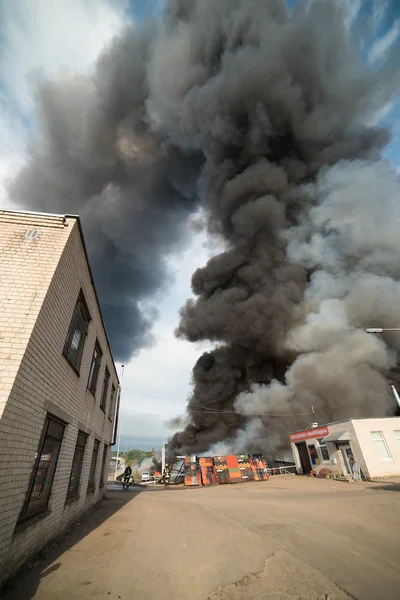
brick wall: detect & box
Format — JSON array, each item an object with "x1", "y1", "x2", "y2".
[
  {"x1": 0, "y1": 212, "x2": 68, "y2": 421},
  {"x1": 0, "y1": 212, "x2": 119, "y2": 584}
]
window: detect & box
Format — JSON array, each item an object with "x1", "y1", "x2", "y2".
[
  {"x1": 63, "y1": 291, "x2": 90, "y2": 372},
  {"x1": 88, "y1": 341, "x2": 102, "y2": 395},
  {"x1": 18, "y1": 416, "x2": 65, "y2": 524},
  {"x1": 370, "y1": 431, "x2": 392, "y2": 460},
  {"x1": 100, "y1": 444, "x2": 108, "y2": 486},
  {"x1": 317, "y1": 438, "x2": 330, "y2": 462},
  {"x1": 87, "y1": 439, "x2": 100, "y2": 492},
  {"x1": 66, "y1": 431, "x2": 88, "y2": 503},
  {"x1": 108, "y1": 384, "x2": 117, "y2": 421},
  {"x1": 25, "y1": 229, "x2": 39, "y2": 239},
  {"x1": 100, "y1": 367, "x2": 110, "y2": 412}
]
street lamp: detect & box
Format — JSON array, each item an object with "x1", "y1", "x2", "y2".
[
  {"x1": 114, "y1": 364, "x2": 125, "y2": 480},
  {"x1": 365, "y1": 328, "x2": 400, "y2": 333}
]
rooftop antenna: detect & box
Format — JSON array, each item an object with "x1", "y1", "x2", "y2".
[{"x1": 310, "y1": 405, "x2": 318, "y2": 428}]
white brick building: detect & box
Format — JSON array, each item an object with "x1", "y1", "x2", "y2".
[{"x1": 0, "y1": 210, "x2": 119, "y2": 585}]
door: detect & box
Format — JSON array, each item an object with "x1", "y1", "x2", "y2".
[
  {"x1": 296, "y1": 442, "x2": 312, "y2": 474},
  {"x1": 340, "y1": 445, "x2": 355, "y2": 475}
]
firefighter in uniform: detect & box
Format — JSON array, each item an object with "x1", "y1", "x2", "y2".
[
  {"x1": 163, "y1": 464, "x2": 171, "y2": 486},
  {"x1": 122, "y1": 464, "x2": 132, "y2": 487}
]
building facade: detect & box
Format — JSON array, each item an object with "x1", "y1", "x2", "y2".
[
  {"x1": 0, "y1": 210, "x2": 119, "y2": 584},
  {"x1": 290, "y1": 417, "x2": 400, "y2": 480}
]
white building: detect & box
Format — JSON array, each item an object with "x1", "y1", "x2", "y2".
[
  {"x1": 0, "y1": 210, "x2": 119, "y2": 585},
  {"x1": 290, "y1": 417, "x2": 400, "y2": 480}
]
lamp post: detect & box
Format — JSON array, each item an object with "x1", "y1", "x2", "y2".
[
  {"x1": 365, "y1": 328, "x2": 400, "y2": 333},
  {"x1": 114, "y1": 364, "x2": 125, "y2": 480},
  {"x1": 365, "y1": 329, "x2": 400, "y2": 409},
  {"x1": 161, "y1": 442, "x2": 166, "y2": 474}
]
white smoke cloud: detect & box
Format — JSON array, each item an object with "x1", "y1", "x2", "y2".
[{"x1": 137, "y1": 457, "x2": 154, "y2": 474}]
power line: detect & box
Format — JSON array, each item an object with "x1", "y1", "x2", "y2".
[
  {"x1": 120, "y1": 390, "x2": 312, "y2": 418},
  {"x1": 189, "y1": 402, "x2": 312, "y2": 417},
  {"x1": 188, "y1": 408, "x2": 313, "y2": 417}
]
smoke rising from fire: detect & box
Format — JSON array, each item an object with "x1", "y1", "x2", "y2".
[
  {"x1": 165, "y1": 0, "x2": 400, "y2": 458},
  {"x1": 9, "y1": 23, "x2": 202, "y2": 360},
  {"x1": 8, "y1": 0, "x2": 400, "y2": 456}
]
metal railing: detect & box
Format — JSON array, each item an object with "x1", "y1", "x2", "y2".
[{"x1": 266, "y1": 465, "x2": 297, "y2": 476}]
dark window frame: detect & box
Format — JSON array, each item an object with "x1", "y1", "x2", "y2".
[
  {"x1": 63, "y1": 290, "x2": 91, "y2": 374},
  {"x1": 99, "y1": 444, "x2": 108, "y2": 487},
  {"x1": 17, "y1": 415, "x2": 65, "y2": 525},
  {"x1": 100, "y1": 367, "x2": 110, "y2": 413},
  {"x1": 87, "y1": 439, "x2": 100, "y2": 493},
  {"x1": 108, "y1": 384, "x2": 117, "y2": 421},
  {"x1": 66, "y1": 430, "x2": 88, "y2": 503},
  {"x1": 88, "y1": 340, "x2": 102, "y2": 396}
]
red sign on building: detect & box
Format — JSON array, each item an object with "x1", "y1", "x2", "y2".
[{"x1": 289, "y1": 426, "x2": 329, "y2": 443}]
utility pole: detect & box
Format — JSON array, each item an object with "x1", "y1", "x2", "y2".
[
  {"x1": 161, "y1": 442, "x2": 166, "y2": 474},
  {"x1": 114, "y1": 364, "x2": 125, "y2": 480}
]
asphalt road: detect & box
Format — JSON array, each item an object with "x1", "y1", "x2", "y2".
[{"x1": 3, "y1": 476, "x2": 400, "y2": 600}]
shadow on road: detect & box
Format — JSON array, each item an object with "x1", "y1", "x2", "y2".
[
  {"x1": 1, "y1": 486, "x2": 143, "y2": 600},
  {"x1": 368, "y1": 483, "x2": 400, "y2": 492}
]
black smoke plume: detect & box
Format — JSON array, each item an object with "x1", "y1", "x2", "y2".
[
  {"x1": 8, "y1": 0, "x2": 400, "y2": 457},
  {"x1": 164, "y1": 0, "x2": 400, "y2": 457},
  {"x1": 9, "y1": 24, "x2": 202, "y2": 360}
]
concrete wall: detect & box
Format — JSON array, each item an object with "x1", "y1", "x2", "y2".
[
  {"x1": 0, "y1": 212, "x2": 118, "y2": 585},
  {"x1": 290, "y1": 421, "x2": 355, "y2": 476},
  {"x1": 352, "y1": 418, "x2": 400, "y2": 479},
  {"x1": 290, "y1": 417, "x2": 400, "y2": 479}
]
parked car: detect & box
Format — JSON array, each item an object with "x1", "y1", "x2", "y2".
[{"x1": 141, "y1": 472, "x2": 150, "y2": 482}]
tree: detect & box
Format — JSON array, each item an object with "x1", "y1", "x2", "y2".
[{"x1": 111, "y1": 448, "x2": 153, "y2": 464}]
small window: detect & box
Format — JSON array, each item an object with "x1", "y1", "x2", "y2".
[
  {"x1": 18, "y1": 415, "x2": 65, "y2": 523},
  {"x1": 63, "y1": 291, "x2": 90, "y2": 373},
  {"x1": 100, "y1": 444, "x2": 108, "y2": 486},
  {"x1": 66, "y1": 431, "x2": 88, "y2": 503},
  {"x1": 88, "y1": 341, "x2": 102, "y2": 395},
  {"x1": 87, "y1": 439, "x2": 100, "y2": 492},
  {"x1": 25, "y1": 229, "x2": 39, "y2": 239},
  {"x1": 108, "y1": 384, "x2": 117, "y2": 421},
  {"x1": 317, "y1": 438, "x2": 330, "y2": 462},
  {"x1": 370, "y1": 431, "x2": 392, "y2": 461},
  {"x1": 100, "y1": 367, "x2": 110, "y2": 412}
]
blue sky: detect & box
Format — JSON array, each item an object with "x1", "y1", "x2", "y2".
[{"x1": 0, "y1": 0, "x2": 399, "y2": 449}]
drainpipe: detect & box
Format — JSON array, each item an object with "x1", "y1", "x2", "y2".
[
  {"x1": 112, "y1": 364, "x2": 125, "y2": 447},
  {"x1": 112, "y1": 385, "x2": 121, "y2": 447}
]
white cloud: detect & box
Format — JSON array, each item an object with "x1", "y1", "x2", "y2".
[
  {"x1": 368, "y1": 19, "x2": 400, "y2": 64},
  {"x1": 371, "y1": 0, "x2": 390, "y2": 33},
  {"x1": 0, "y1": 0, "x2": 127, "y2": 209},
  {"x1": 0, "y1": 0, "x2": 127, "y2": 115},
  {"x1": 0, "y1": 119, "x2": 25, "y2": 208},
  {"x1": 343, "y1": 0, "x2": 363, "y2": 29}
]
